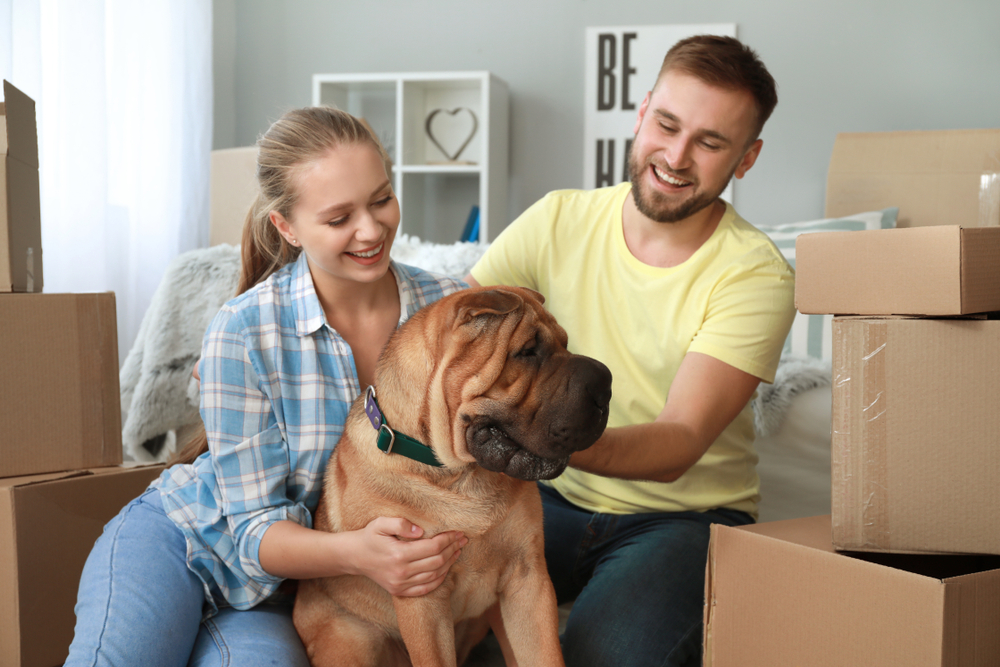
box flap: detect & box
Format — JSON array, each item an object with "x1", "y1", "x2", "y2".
[
  {"x1": 706, "y1": 516, "x2": 947, "y2": 666},
  {"x1": 4, "y1": 152, "x2": 43, "y2": 291},
  {"x1": 826, "y1": 129, "x2": 1000, "y2": 228},
  {"x1": 0, "y1": 157, "x2": 10, "y2": 291},
  {"x1": 942, "y1": 568, "x2": 1000, "y2": 665},
  {"x1": 1, "y1": 80, "x2": 39, "y2": 167},
  {"x1": 0, "y1": 484, "x2": 18, "y2": 660}
]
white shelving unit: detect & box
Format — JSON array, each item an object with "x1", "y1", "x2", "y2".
[{"x1": 312, "y1": 71, "x2": 509, "y2": 244}]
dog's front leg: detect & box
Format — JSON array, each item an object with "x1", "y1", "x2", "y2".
[
  {"x1": 394, "y1": 588, "x2": 458, "y2": 667},
  {"x1": 496, "y1": 558, "x2": 565, "y2": 667}
]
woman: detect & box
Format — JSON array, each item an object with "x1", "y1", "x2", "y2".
[{"x1": 66, "y1": 107, "x2": 468, "y2": 666}]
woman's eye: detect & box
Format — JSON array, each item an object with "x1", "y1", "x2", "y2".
[{"x1": 327, "y1": 215, "x2": 348, "y2": 227}]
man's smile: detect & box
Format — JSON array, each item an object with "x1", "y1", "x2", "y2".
[{"x1": 652, "y1": 164, "x2": 693, "y2": 188}]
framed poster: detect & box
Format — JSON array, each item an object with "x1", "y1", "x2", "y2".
[{"x1": 583, "y1": 24, "x2": 737, "y2": 200}]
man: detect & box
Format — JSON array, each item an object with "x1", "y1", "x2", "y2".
[{"x1": 466, "y1": 35, "x2": 795, "y2": 667}]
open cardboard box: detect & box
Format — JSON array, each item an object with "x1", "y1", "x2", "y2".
[
  {"x1": 1, "y1": 80, "x2": 42, "y2": 293},
  {"x1": 0, "y1": 293, "x2": 122, "y2": 478},
  {"x1": 704, "y1": 515, "x2": 1000, "y2": 667},
  {"x1": 831, "y1": 316, "x2": 1000, "y2": 556},
  {"x1": 825, "y1": 129, "x2": 1000, "y2": 229},
  {"x1": 0, "y1": 463, "x2": 164, "y2": 667}
]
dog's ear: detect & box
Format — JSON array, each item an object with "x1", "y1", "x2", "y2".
[
  {"x1": 455, "y1": 288, "x2": 523, "y2": 327},
  {"x1": 519, "y1": 287, "x2": 545, "y2": 305}
]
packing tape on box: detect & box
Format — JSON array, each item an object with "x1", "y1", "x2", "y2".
[
  {"x1": 26, "y1": 247, "x2": 34, "y2": 292},
  {"x1": 860, "y1": 323, "x2": 890, "y2": 550},
  {"x1": 980, "y1": 170, "x2": 1000, "y2": 227}
]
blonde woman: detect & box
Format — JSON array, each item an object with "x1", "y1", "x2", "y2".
[{"x1": 66, "y1": 108, "x2": 467, "y2": 666}]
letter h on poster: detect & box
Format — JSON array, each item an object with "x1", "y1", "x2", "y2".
[{"x1": 583, "y1": 24, "x2": 737, "y2": 200}]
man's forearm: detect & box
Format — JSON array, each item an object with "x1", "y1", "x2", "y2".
[{"x1": 568, "y1": 421, "x2": 708, "y2": 483}]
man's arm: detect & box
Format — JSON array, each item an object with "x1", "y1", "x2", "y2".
[
  {"x1": 463, "y1": 274, "x2": 481, "y2": 288},
  {"x1": 568, "y1": 351, "x2": 760, "y2": 483}
]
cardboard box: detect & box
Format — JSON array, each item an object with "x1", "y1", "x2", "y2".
[
  {"x1": 795, "y1": 225, "x2": 1000, "y2": 315},
  {"x1": 825, "y1": 129, "x2": 1000, "y2": 228},
  {"x1": 0, "y1": 293, "x2": 122, "y2": 478},
  {"x1": 1, "y1": 80, "x2": 43, "y2": 293},
  {"x1": 832, "y1": 317, "x2": 1000, "y2": 555},
  {"x1": 704, "y1": 515, "x2": 1000, "y2": 667},
  {"x1": 209, "y1": 146, "x2": 257, "y2": 246},
  {"x1": 0, "y1": 464, "x2": 164, "y2": 667}
]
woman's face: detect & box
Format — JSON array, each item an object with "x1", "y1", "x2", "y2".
[{"x1": 271, "y1": 142, "x2": 399, "y2": 289}]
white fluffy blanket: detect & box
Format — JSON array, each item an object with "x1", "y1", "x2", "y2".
[{"x1": 119, "y1": 235, "x2": 828, "y2": 462}]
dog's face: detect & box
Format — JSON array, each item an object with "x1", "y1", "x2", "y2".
[{"x1": 378, "y1": 286, "x2": 612, "y2": 481}]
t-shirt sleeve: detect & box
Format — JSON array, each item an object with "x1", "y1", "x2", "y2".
[
  {"x1": 687, "y1": 257, "x2": 796, "y2": 384},
  {"x1": 470, "y1": 194, "x2": 554, "y2": 290}
]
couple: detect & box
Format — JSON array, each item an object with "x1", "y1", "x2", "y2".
[{"x1": 66, "y1": 35, "x2": 793, "y2": 667}]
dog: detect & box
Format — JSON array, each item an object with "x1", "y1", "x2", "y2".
[{"x1": 293, "y1": 285, "x2": 613, "y2": 667}]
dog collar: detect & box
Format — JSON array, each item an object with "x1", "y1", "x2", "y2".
[{"x1": 363, "y1": 386, "x2": 444, "y2": 468}]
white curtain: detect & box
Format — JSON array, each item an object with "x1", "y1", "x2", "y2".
[{"x1": 2, "y1": 0, "x2": 212, "y2": 365}]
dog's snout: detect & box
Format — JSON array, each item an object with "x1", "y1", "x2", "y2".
[{"x1": 567, "y1": 356, "x2": 613, "y2": 409}]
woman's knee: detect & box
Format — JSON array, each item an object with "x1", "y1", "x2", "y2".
[{"x1": 190, "y1": 605, "x2": 310, "y2": 667}]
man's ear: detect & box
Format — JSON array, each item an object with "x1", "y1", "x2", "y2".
[
  {"x1": 734, "y1": 139, "x2": 763, "y2": 180},
  {"x1": 633, "y1": 91, "x2": 652, "y2": 135}
]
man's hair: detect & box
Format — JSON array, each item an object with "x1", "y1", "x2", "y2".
[{"x1": 657, "y1": 35, "x2": 778, "y2": 142}]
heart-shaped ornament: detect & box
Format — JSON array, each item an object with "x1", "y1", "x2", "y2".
[{"x1": 424, "y1": 107, "x2": 479, "y2": 162}]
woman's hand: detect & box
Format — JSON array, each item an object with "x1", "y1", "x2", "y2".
[
  {"x1": 348, "y1": 517, "x2": 468, "y2": 597},
  {"x1": 258, "y1": 518, "x2": 467, "y2": 597}
]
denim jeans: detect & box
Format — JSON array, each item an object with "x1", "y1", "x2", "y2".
[
  {"x1": 64, "y1": 488, "x2": 310, "y2": 667},
  {"x1": 539, "y1": 483, "x2": 753, "y2": 667}
]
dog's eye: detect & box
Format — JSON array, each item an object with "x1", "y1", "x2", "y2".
[
  {"x1": 515, "y1": 334, "x2": 540, "y2": 359},
  {"x1": 516, "y1": 345, "x2": 537, "y2": 358}
]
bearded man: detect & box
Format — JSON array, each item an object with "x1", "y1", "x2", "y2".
[{"x1": 466, "y1": 35, "x2": 795, "y2": 667}]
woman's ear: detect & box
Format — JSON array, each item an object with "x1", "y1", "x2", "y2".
[{"x1": 269, "y1": 210, "x2": 298, "y2": 246}]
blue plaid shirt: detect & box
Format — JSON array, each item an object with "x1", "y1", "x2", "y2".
[{"x1": 152, "y1": 253, "x2": 464, "y2": 612}]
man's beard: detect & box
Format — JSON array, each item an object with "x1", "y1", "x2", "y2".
[{"x1": 627, "y1": 149, "x2": 734, "y2": 224}]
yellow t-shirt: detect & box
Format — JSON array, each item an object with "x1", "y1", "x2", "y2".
[{"x1": 471, "y1": 183, "x2": 795, "y2": 518}]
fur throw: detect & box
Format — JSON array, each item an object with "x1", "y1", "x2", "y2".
[
  {"x1": 118, "y1": 235, "x2": 826, "y2": 462},
  {"x1": 753, "y1": 355, "x2": 831, "y2": 437},
  {"x1": 119, "y1": 244, "x2": 241, "y2": 461}
]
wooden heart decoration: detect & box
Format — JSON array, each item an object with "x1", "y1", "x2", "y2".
[{"x1": 425, "y1": 107, "x2": 479, "y2": 162}]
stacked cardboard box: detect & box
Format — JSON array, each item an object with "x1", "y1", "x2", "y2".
[
  {"x1": 1, "y1": 81, "x2": 164, "y2": 667},
  {"x1": 704, "y1": 130, "x2": 1000, "y2": 666}
]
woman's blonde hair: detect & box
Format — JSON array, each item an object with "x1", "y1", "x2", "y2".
[{"x1": 238, "y1": 106, "x2": 392, "y2": 294}]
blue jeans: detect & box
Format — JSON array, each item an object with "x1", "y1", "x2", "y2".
[
  {"x1": 539, "y1": 483, "x2": 753, "y2": 667},
  {"x1": 64, "y1": 489, "x2": 310, "y2": 667}
]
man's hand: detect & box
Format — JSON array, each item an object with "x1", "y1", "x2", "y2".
[{"x1": 569, "y1": 351, "x2": 761, "y2": 483}]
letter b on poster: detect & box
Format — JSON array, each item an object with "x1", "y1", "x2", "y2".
[{"x1": 583, "y1": 24, "x2": 736, "y2": 197}]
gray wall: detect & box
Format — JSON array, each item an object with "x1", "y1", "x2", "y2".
[{"x1": 214, "y1": 0, "x2": 1000, "y2": 234}]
